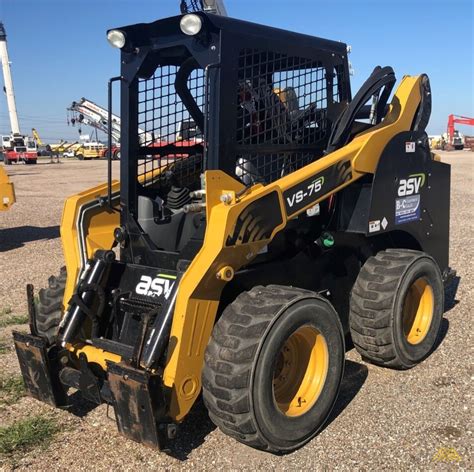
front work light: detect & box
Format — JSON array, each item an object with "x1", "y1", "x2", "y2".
[
  {"x1": 180, "y1": 14, "x2": 203, "y2": 36},
  {"x1": 107, "y1": 30, "x2": 126, "y2": 49}
]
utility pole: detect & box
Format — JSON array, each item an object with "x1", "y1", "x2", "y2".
[{"x1": 0, "y1": 22, "x2": 21, "y2": 135}]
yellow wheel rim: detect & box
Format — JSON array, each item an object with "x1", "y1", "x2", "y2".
[
  {"x1": 402, "y1": 277, "x2": 434, "y2": 345},
  {"x1": 272, "y1": 325, "x2": 329, "y2": 417}
]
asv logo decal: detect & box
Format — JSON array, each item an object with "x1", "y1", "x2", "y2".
[
  {"x1": 135, "y1": 275, "x2": 176, "y2": 299},
  {"x1": 286, "y1": 177, "x2": 325, "y2": 208},
  {"x1": 397, "y1": 173, "x2": 425, "y2": 197}
]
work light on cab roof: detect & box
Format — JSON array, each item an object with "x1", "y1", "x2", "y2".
[
  {"x1": 106, "y1": 29, "x2": 126, "y2": 49},
  {"x1": 180, "y1": 13, "x2": 203, "y2": 35}
]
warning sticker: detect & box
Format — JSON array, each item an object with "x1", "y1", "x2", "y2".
[
  {"x1": 368, "y1": 220, "x2": 381, "y2": 233},
  {"x1": 395, "y1": 195, "x2": 421, "y2": 225}
]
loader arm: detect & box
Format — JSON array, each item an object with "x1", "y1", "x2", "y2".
[{"x1": 164, "y1": 74, "x2": 423, "y2": 419}]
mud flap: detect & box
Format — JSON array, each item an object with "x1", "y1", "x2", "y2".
[
  {"x1": 108, "y1": 362, "x2": 169, "y2": 449},
  {"x1": 12, "y1": 331, "x2": 68, "y2": 407}
]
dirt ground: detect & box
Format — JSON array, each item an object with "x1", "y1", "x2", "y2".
[{"x1": 0, "y1": 152, "x2": 472, "y2": 470}]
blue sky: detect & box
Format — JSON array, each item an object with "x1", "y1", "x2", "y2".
[{"x1": 0, "y1": 0, "x2": 472, "y2": 142}]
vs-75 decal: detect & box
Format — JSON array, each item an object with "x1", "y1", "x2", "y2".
[{"x1": 283, "y1": 160, "x2": 352, "y2": 216}]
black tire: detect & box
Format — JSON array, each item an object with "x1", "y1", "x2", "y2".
[
  {"x1": 202, "y1": 285, "x2": 345, "y2": 453},
  {"x1": 77, "y1": 154, "x2": 84, "y2": 160},
  {"x1": 4, "y1": 159, "x2": 10, "y2": 165},
  {"x1": 114, "y1": 150, "x2": 121, "y2": 160},
  {"x1": 35, "y1": 267, "x2": 66, "y2": 344},
  {"x1": 350, "y1": 249, "x2": 444, "y2": 369}
]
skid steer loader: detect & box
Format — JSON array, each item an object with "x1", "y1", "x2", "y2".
[{"x1": 14, "y1": 12, "x2": 453, "y2": 453}]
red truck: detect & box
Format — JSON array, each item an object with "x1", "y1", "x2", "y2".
[{"x1": 2, "y1": 134, "x2": 38, "y2": 165}]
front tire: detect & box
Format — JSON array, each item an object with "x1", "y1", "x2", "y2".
[
  {"x1": 202, "y1": 285, "x2": 345, "y2": 453},
  {"x1": 35, "y1": 267, "x2": 66, "y2": 344},
  {"x1": 350, "y1": 249, "x2": 444, "y2": 369}
]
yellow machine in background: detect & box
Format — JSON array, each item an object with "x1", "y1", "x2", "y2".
[
  {"x1": 48, "y1": 141, "x2": 79, "y2": 155},
  {"x1": 0, "y1": 166, "x2": 15, "y2": 210},
  {"x1": 62, "y1": 142, "x2": 106, "y2": 160},
  {"x1": 76, "y1": 142, "x2": 107, "y2": 160}
]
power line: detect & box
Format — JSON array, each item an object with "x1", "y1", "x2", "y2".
[{"x1": 0, "y1": 115, "x2": 67, "y2": 124}]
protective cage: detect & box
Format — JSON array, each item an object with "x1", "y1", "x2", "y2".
[
  {"x1": 118, "y1": 13, "x2": 351, "y2": 213},
  {"x1": 136, "y1": 64, "x2": 206, "y2": 191}
]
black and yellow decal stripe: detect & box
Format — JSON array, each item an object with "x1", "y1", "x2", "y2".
[
  {"x1": 283, "y1": 160, "x2": 352, "y2": 216},
  {"x1": 226, "y1": 191, "x2": 283, "y2": 246}
]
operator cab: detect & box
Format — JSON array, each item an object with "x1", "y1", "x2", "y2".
[{"x1": 109, "y1": 13, "x2": 351, "y2": 266}]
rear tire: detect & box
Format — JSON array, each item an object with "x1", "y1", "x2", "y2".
[
  {"x1": 202, "y1": 285, "x2": 345, "y2": 453},
  {"x1": 350, "y1": 249, "x2": 444, "y2": 369},
  {"x1": 35, "y1": 267, "x2": 66, "y2": 344}
]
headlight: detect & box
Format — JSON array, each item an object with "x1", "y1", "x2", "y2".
[
  {"x1": 180, "y1": 14, "x2": 202, "y2": 36},
  {"x1": 107, "y1": 29, "x2": 126, "y2": 49}
]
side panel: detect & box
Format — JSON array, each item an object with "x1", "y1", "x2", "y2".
[
  {"x1": 60, "y1": 181, "x2": 120, "y2": 307},
  {"x1": 365, "y1": 131, "x2": 450, "y2": 271}
]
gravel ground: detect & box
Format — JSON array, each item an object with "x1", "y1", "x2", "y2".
[{"x1": 0, "y1": 152, "x2": 472, "y2": 470}]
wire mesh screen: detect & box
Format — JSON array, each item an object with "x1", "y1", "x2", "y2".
[
  {"x1": 235, "y1": 48, "x2": 331, "y2": 186},
  {"x1": 333, "y1": 65, "x2": 348, "y2": 103},
  {"x1": 137, "y1": 65, "x2": 205, "y2": 190}
]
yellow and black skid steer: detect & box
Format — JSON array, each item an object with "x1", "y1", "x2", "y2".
[{"x1": 14, "y1": 11, "x2": 454, "y2": 453}]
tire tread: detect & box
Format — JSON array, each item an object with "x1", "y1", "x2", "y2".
[
  {"x1": 202, "y1": 285, "x2": 314, "y2": 452},
  {"x1": 349, "y1": 249, "x2": 433, "y2": 369},
  {"x1": 35, "y1": 266, "x2": 66, "y2": 344}
]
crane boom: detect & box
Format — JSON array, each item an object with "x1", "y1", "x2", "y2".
[
  {"x1": 68, "y1": 97, "x2": 152, "y2": 144},
  {"x1": 68, "y1": 98, "x2": 121, "y2": 142},
  {"x1": 0, "y1": 22, "x2": 20, "y2": 134},
  {"x1": 32, "y1": 128, "x2": 43, "y2": 145}
]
